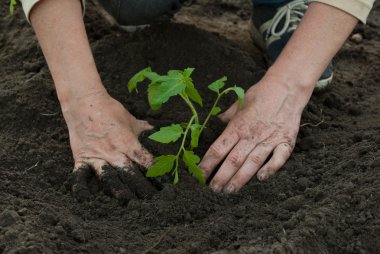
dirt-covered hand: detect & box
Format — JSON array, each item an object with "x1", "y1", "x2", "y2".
[
  {"x1": 199, "y1": 76, "x2": 313, "y2": 193},
  {"x1": 63, "y1": 92, "x2": 157, "y2": 203}
]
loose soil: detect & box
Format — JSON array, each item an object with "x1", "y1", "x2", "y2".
[{"x1": 1, "y1": 1, "x2": 379, "y2": 253}]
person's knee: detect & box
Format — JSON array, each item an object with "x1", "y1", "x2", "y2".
[{"x1": 98, "y1": 0, "x2": 183, "y2": 26}]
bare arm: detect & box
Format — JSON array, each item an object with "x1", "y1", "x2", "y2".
[
  {"x1": 200, "y1": 2, "x2": 358, "y2": 193},
  {"x1": 269, "y1": 2, "x2": 358, "y2": 94},
  {"x1": 30, "y1": 0, "x2": 157, "y2": 202},
  {"x1": 30, "y1": 0, "x2": 104, "y2": 106}
]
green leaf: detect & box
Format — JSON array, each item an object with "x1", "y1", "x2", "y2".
[
  {"x1": 183, "y1": 150, "x2": 205, "y2": 184},
  {"x1": 145, "y1": 72, "x2": 164, "y2": 82},
  {"x1": 181, "y1": 68, "x2": 202, "y2": 106},
  {"x1": 183, "y1": 150, "x2": 201, "y2": 165},
  {"x1": 190, "y1": 124, "x2": 202, "y2": 148},
  {"x1": 208, "y1": 76, "x2": 227, "y2": 93},
  {"x1": 149, "y1": 124, "x2": 183, "y2": 143},
  {"x1": 183, "y1": 68, "x2": 195, "y2": 77},
  {"x1": 173, "y1": 170, "x2": 179, "y2": 185},
  {"x1": 185, "y1": 82, "x2": 203, "y2": 106},
  {"x1": 232, "y1": 86, "x2": 245, "y2": 109},
  {"x1": 10, "y1": 0, "x2": 16, "y2": 14},
  {"x1": 167, "y1": 70, "x2": 183, "y2": 79},
  {"x1": 188, "y1": 164, "x2": 206, "y2": 184},
  {"x1": 147, "y1": 80, "x2": 186, "y2": 109},
  {"x1": 146, "y1": 155, "x2": 176, "y2": 177},
  {"x1": 211, "y1": 106, "x2": 222, "y2": 116},
  {"x1": 146, "y1": 69, "x2": 188, "y2": 109},
  {"x1": 128, "y1": 67, "x2": 152, "y2": 93}
]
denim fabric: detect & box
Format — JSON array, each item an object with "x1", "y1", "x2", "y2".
[
  {"x1": 98, "y1": 0, "x2": 183, "y2": 26},
  {"x1": 254, "y1": 0, "x2": 288, "y2": 3}
]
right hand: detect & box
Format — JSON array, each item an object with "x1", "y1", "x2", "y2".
[{"x1": 63, "y1": 91, "x2": 157, "y2": 204}]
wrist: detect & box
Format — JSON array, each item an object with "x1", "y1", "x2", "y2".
[
  {"x1": 54, "y1": 71, "x2": 107, "y2": 106},
  {"x1": 255, "y1": 69, "x2": 314, "y2": 114},
  {"x1": 265, "y1": 65, "x2": 316, "y2": 93},
  {"x1": 59, "y1": 85, "x2": 109, "y2": 114}
]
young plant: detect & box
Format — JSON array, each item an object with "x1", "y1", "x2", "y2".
[
  {"x1": 10, "y1": 0, "x2": 17, "y2": 14},
  {"x1": 128, "y1": 67, "x2": 245, "y2": 185}
]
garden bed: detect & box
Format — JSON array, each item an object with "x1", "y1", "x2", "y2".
[{"x1": 0, "y1": 1, "x2": 379, "y2": 253}]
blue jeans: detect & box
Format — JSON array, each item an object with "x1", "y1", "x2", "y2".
[
  {"x1": 254, "y1": 0, "x2": 288, "y2": 4},
  {"x1": 98, "y1": 0, "x2": 291, "y2": 26},
  {"x1": 98, "y1": 0, "x2": 183, "y2": 26}
]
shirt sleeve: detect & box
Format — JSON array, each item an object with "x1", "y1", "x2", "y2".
[
  {"x1": 310, "y1": 0, "x2": 375, "y2": 23},
  {"x1": 20, "y1": 0, "x2": 86, "y2": 24}
]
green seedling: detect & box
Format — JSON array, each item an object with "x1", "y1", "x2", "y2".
[
  {"x1": 128, "y1": 67, "x2": 245, "y2": 184},
  {"x1": 10, "y1": 0, "x2": 17, "y2": 14}
]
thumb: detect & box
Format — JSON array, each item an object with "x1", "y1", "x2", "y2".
[
  {"x1": 219, "y1": 102, "x2": 238, "y2": 123},
  {"x1": 134, "y1": 120, "x2": 154, "y2": 136}
]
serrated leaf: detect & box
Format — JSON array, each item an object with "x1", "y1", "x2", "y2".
[
  {"x1": 146, "y1": 155, "x2": 176, "y2": 177},
  {"x1": 145, "y1": 72, "x2": 164, "y2": 82},
  {"x1": 188, "y1": 164, "x2": 206, "y2": 184},
  {"x1": 128, "y1": 67, "x2": 152, "y2": 93},
  {"x1": 211, "y1": 106, "x2": 222, "y2": 116},
  {"x1": 173, "y1": 170, "x2": 179, "y2": 185},
  {"x1": 167, "y1": 70, "x2": 183, "y2": 79},
  {"x1": 148, "y1": 80, "x2": 186, "y2": 109},
  {"x1": 183, "y1": 68, "x2": 195, "y2": 77},
  {"x1": 186, "y1": 83, "x2": 203, "y2": 106},
  {"x1": 232, "y1": 86, "x2": 245, "y2": 109},
  {"x1": 183, "y1": 150, "x2": 205, "y2": 184},
  {"x1": 190, "y1": 124, "x2": 202, "y2": 148},
  {"x1": 208, "y1": 76, "x2": 227, "y2": 93},
  {"x1": 182, "y1": 68, "x2": 202, "y2": 106},
  {"x1": 149, "y1": 124, "x2": 183, "y2": 143},
  {"x1": 183, "y1": 150, "x2": 201, "y2": 165}
]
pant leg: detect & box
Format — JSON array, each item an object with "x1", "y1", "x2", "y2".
[
  {"x1": 254, "y1": 0, "x2": 287, "y2": 4},
  {"x1": 98, "y1": 0, "x2": 183, "y2": 26},
  {"x1": 253, "y1": 0, "x2": 290, "y2": 7}
]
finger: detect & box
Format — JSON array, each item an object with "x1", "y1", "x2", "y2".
[
  {"x1": 218, "y1": 102, "x2": 238, "y2": 123},
  {"x1": 67, "y1": 164, "x2": 92, "y2": 202},
  {"x1": 199, "y1": 124, "x2": 240, "y2": 179},
  {"x1": 223, "y1": 143, "x2": 274, "y2": 193},
  {"x1": 133, "y1": 119, "x2": 154, "y2": 136},
  {"x1": 257, "y1": 143, "x2": 293, "y2": 181},
  {"x1": 126, "y1": 143, "x2": 154, "y2": 169},
  {"x1": 119, "y1": 165, "x2": 157, "y2": 199},
  {"x1": 98, "y1": 164, "x2": 135, "y2": 205},
  {"x1": 209, "y1": 140, "x2": 254, "y2": 192}
]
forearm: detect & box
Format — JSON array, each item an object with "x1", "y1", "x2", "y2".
[
  {"x1": 30, "y1": 0, "x2": 106, "y2": 109},
  {"x1": 265, "y1": 2, "x2": 358, "y2": 101}
]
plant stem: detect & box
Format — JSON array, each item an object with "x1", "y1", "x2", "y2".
[
  {"x1": 199, "y1": 87, "x2": 234, "y2": 134},
  {"x1": 180, "y1": 93, "x2": 199, "y2": 124},
  {"x1": 177, "y1": 115, "x2": 196, "y2": 157},
  {"x1": 173, "y1": 115, "x2": 196, "y2": 184}
]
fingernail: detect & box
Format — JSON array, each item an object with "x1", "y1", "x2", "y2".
[
  {"x1": 211, "y1": 183, "x2": 222, "y2": 193},
  {"x1": 258, "y1": 173, "x2": 267, "y2": 181},
  {"x1": 224, "y1": 184, "x2": 235, "y2": 194}
]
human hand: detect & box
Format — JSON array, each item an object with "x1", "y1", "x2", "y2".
[
  {"x1": 63, "y1": 92, "x2": 157, "y2": 203},
  {"x1": 199, "y1": 75, "x2": 313, "y2": 193}
]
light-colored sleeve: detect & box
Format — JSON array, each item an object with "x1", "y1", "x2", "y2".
[
  {"x1": 310, "y1": 0, "x2": 375, "y2": 23},
  {"x1": 20, "y1": 0, "x2": 86, "y2": 24}
]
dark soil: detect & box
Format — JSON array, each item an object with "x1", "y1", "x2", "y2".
[{"x1": 1, "y1": 1, "x2": 379, "y2": 253}]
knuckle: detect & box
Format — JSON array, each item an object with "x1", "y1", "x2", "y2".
[
  {"x1": 264, "y1": 166, "x2": 278, "y2": 177},
  {"x1": 208, "y1": 144, "x2": 224, "y2": 158},
  {"x1": 283, "y1": 142, "x2": 294, "y2": 153},
  {"x1": 248, "y1": 153, "x2": 263, "y2": 166},
  {"x1": 227, "y1": 153, "x2": 242, "y2": 168}
]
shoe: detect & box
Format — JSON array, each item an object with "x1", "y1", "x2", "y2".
[{"x1": 250, "y1": 0, "x2": 333, "y2": 90}]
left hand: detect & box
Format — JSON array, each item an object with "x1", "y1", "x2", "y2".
[{"x1": 199, "y1": 75, "x2": 313, "y2": 193}]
